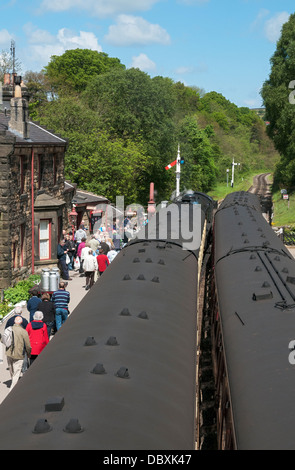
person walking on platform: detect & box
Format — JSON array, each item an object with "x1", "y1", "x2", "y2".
[
  {"x1": 51, "y1": 282, "x2": 70, "y2": 331},
  {"x1": 6, "y1": 316, "x2": 31, "y2": 390},
  {"x1": 6, "y1": 305, "x2": 28, "y2": 329},
  {"x1": 27, "y1": 289, "x2": 42, "y2": 322},
  {"x1": 83, "y1": 249, "x2": 98, "y2": 290},
  {"x1": 57, "y1": 239, "x2": 72, "y2": 281},
  {"x1": 96, "y1": 248, "x2": 109, "y2": 276},
  {"x1": 26, "y1": 311, "x2": 49, "y2": 364},
  {"x1": 37, "y1": 292, "x2": 56, "y2": 339}
]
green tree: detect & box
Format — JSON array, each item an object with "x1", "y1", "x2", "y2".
[
  {"x1": 83, "y1": 68, "x2": 178, "y2": 199},
  {"x1": 178, "y1": 115, "x2": 218, "y2": 192},
  {"x1": 261, "y1": 13, "x2": 295, "y2": 189},
  {"x1": 44, "y1": 49, "x2": 125, "y2": 95}
]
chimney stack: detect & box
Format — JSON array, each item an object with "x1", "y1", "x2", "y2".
[{"x1": 8, "y1": 76, "x2": 29, "y2": 139}]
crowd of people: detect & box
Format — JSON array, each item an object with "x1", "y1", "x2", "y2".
[
  {"x1": 0, "y1": 218, "x2": 132, "y2": 391},
  {"x1": 57, "y1": 221, "x2": 124, "y2": 285},
  {"x1": 1, "y1": 279, "x2": 71, "y2": 390}
]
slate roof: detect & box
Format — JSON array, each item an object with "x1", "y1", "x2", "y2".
[{"x1": 0, "y1": 112, "x2": 67, "y2": 145}]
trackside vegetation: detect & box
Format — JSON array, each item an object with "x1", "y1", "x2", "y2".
[{"x1": 20, "y1": 49, "x2": 278, "y2": 206}]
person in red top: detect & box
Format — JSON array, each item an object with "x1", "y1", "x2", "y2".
[
  {"x1": 96, "y1": 248, "x2": 109, "y2": 276},
  {"x1": 26, "y1": 311, "x2": 49, "y2": 363}
]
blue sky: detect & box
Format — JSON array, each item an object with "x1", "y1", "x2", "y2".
[{"x1": 0, "y1": 0, "x2": 294, "y2": 108}]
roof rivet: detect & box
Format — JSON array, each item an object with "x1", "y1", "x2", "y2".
[
  {"x1": 91, "y1": 363, "x2": 106, "y2": 375},
  {"x1": 63, "y1": 418, "x2": 84, "y2": 433},
  {"x1": 106, "y1": 336, "x2": 119, "y2": 346},
  {"x1": 133, "y1": 258, "x2": 140, "y2": 263},
  {"x1": 255, "y1": 266, "x2": 262, "y2": 272},
  {"x1": 282, "y1": 267, "x2": 289, "y2": 273},
  {"x1": 138, "y1": 311, "x2": 148, "y2": 319},
  {"x1": 116, "y1": 367, "x2": 130, "y2": 379},
  {"x1": 84, "y1": 336, "x2": 96, "y2": 346},
  {"x1": 274, "y1": 256, "x2": 280, "y2": 261},
  {"x1": 137, "y1": 274, "x2": 145, "y2": 280},
  {"x1": 123, "y1": 274, "x2": 131, "y2": 280},
  {"x1": 249, "y1": 254, "x2": 256, "y2": 259},
  {"x1": 262, "y1": 281, "x2": 270, "y2": 288},
  {"x1": 120, "y1": 308, "x2": 131, "y2": 316},
  {"x1": 32, "y1": 419, "x2": 52, "y2": 434},
  {"x1": 151, "y1": 276, "x2": 159, "y2": 283},
  {"x1": 158, "y1": 259, "x2": 165, "y2": 265},
  {"x1": 145, "y1": 258, "x2": 153, "y2": 263}
]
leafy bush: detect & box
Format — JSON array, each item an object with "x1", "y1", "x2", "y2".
[
  {"x1": 3, "y1": 275, "x2": 41, "y2": 306},
  {"x1": 0, "y1": 300, "x2": 11, "y2": 319}
]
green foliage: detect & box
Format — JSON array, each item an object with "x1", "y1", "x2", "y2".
[
  {"x1": 3, "y1": 275, "x2": 41, "y2": 306},
  {"x1": 44, "y1": 49, "x2": 125, "y2": 95},
  {"x1": 178, "y1": 116, "x2": 218, "y2": 192},
  {"x1": 30, "y1": 51, "x2": 278, "y2": 205},
  {"x1": 0, "y1": 300, "x2": 11, "y2": 319},
  {"x1": 261, "y1": 13, "x2": 295, "y2": 191}
]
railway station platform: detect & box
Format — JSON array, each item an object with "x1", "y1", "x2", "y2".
[{"x1": 0, "y1": 268, "x2": 89, "y2": 405}]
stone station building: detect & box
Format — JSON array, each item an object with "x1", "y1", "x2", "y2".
[{"x1": 0, "y1": 76, "x2": 75, "y2": 290}]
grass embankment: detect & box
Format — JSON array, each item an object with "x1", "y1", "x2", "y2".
[
  {"x1": 207, "y1": 170, "x2": 269, "y2": 202},
  {"x1": 272, "y1": 191, "x2": 295, "y2": 228},
  {"x1": 208, "y1": 170, "x2": 295, "y2": 228}
]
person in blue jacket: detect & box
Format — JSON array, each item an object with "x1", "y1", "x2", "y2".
[
  {"x1": 27, "y1": 289, "x2": 42, "y2": 322},
  {"x1": 57, "y1": 239, "x2": 72, "y2": 281}
]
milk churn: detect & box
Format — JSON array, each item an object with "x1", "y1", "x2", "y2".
[
  {"x1": 49, "y1": 270, "x2": 59, "y2": 292},
  {"x1": 51, "y1": 267, "x2": 60, "y2": 287},
  {"x1": 41, "y1": 268, "x2": 50, "y2": 291}
]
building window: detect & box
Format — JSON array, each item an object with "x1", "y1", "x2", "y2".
[{"x1": 39, "y1": 219, "x2": 51, "y2": 260}]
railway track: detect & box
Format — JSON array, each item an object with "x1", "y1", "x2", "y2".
[
  {"x1": 248, "y1": 172, "x2": 271, "y2": 197},
  {"x1": 248, "y1": 173, "x2": 272, "y2": 223}
]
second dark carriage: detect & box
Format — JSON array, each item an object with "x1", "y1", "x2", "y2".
[
  {"x1": 211, "y1": 191, "x2": 295, "y2": 449},
  {"x1": 0, "y1": 193, "x2": 213, "y2": 450}
]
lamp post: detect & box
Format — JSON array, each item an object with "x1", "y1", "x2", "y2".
[{"x1": 69, "y1": 205, "x2": 78, "y2": 235}]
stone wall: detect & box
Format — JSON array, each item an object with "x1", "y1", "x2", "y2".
[
  {"x1": 0, "y1": 137, "x2": 73, "y2": 290},
  {"x1": 0, "y1": 133, "x2": 15, "y2": 289}
]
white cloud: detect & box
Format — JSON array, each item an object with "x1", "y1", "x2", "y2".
[
  {"x1": 22, "y1": 25, "x2": 102, "y2": 71},
  {"x1": 131, "y1": 53, "x2": 156, "y2": 71},
  {"x1": 57, "y1": 28, "x2": 102, "y2": 50},
  {"x1": 0, "y1": 29, "x2": 13, "y2": 46},
  {"x1": 39, "y1": 0, "x2": 160, "y2": 17},
  {"x1": 104, "y1": 15, "x2": 171, "y2": 46},
  {"x1": 264, "y1": 11, "x2": 290, "y2": 43}
]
